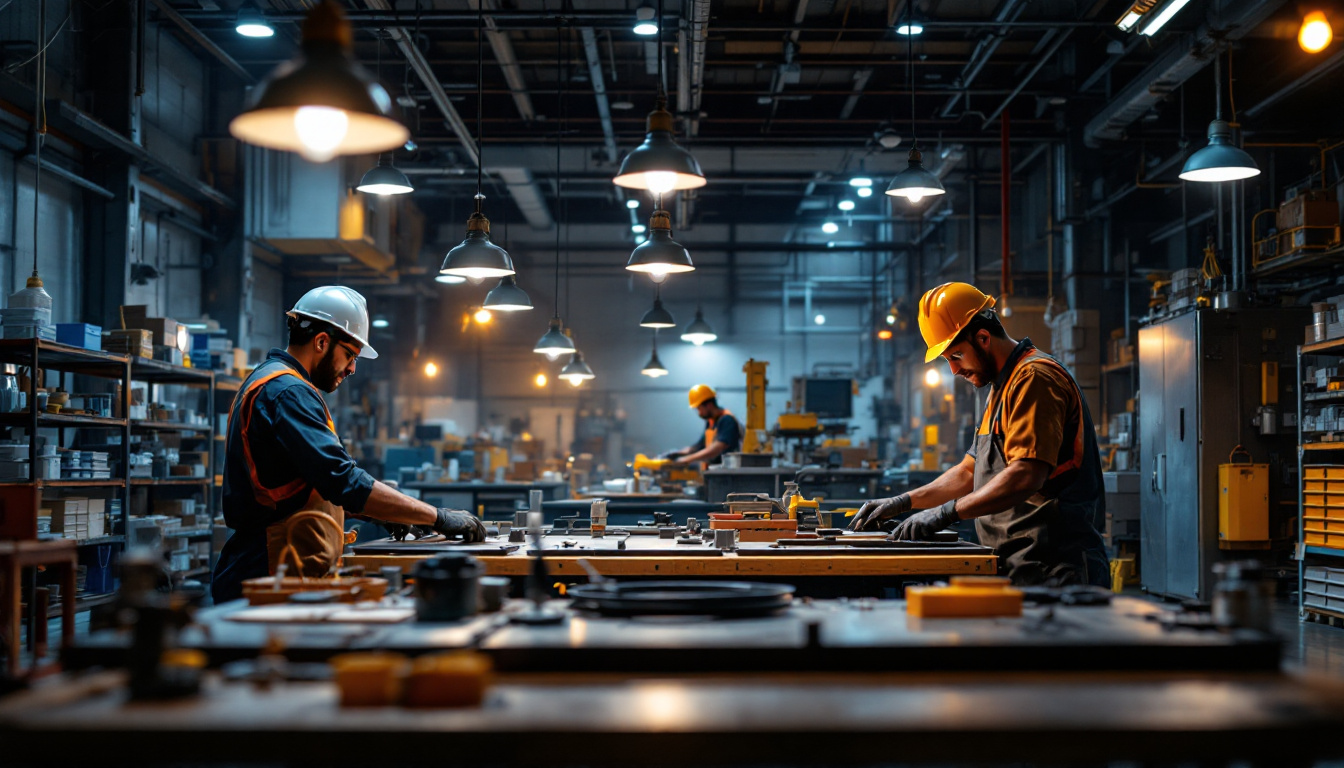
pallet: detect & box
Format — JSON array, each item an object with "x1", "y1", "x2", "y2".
[{"x1": 1302, "y1": 606, "x2": 1344, "y2": 627}]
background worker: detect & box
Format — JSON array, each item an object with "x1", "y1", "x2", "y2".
[
  {"x1": 663, "y1": 384, "x2": 743, "y2": 467},
  {"x1": 850, "y1": 282, "x2": 1109, "y2": 587},
  {"x1": 213, "y1": 286, "x2": 486, "y2": 603}
]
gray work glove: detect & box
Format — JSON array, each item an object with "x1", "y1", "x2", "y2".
[
  {"x1": 890, "y1": 501, "x2": 960, "y2": 541},
  {"x1": 849, "y1": 493, "x2": 912, "y2": 531},
  {"x1": 433, "y1": 509, "x2": 488, "y2": 542}
]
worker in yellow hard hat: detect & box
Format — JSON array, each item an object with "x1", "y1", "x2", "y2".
[
  {"x1": 662, "y1": 384, "x2": 742, "y2": 466},
  {"x1": 851, "y1": 282, "x2": 1109, "y2": 587}
]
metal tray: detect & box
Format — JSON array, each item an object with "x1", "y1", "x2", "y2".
[
  {"x1": 568, "y1": 580, "x2": 794, "y2": 617},
  {"x1": 351, "y1": 537, "x2": 521, "y2": 556}
]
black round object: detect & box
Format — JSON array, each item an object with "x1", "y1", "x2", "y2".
[
  {"x1": 568, "y1": 580, "x2": 794, "y2": 617},
  {"x1": 413, "y1": 553, "x2": 482, "y2": 622}
]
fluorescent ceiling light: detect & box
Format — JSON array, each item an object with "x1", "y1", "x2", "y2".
[
  {"x1": 849, "y1": 177, "x2": 873, "y2": 187},
  {"x1": 895, "y1": 22, "x2": 923, "y2": 35},
  {"x1": 1140, "y1": 0, "x2": 1191, "y2": 36}
]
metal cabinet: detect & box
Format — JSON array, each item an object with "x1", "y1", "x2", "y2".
[{"x1": 1139, "y1": 308, "x2": 1304, "y2": 600}]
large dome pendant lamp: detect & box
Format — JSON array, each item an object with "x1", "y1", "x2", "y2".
[
  {"x1": 885, "y1": 2, "x2": 945, "y2": 204},
  {"x1": 440, "y1": 5, "x2": 515, "y2": 282},
  {"x1": 229, "y1": 0, "x2": 408, "y2": 162},
  {"x1": 612, "y1": 0, "x2": 705, "y2": 195},
  {"x1": 1179, "y1": 46, "x2": 1260, "y2": 183}
]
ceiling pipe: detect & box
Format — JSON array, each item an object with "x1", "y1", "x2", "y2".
[
  {"x1": 494, "y1": 167, "x2": 553, "y2": 229},
  {"x1": 148, "y1": 0, "x2": 255, "y2": 84},
  {"x1": 980, "y1": 29, "x2": 1072, "y2": 129},
  {"x1": 685, "y1": 0, "x2": 712, "y2": 137},
  {"x1": 1083, "y1": 0, "x2": 1286, "y2": 146},
  {"x1": 1243, "y1": 47, "x2": 1344, "y2": 120},
  {"x1": 580, "y1": 27, "x2": 619, "y2": 164},
  {"x1": 939, "y1": 0, "x2": 1027, "y2": 119},
  {"x1": 468, "y1": 0, "x2": 535, "y2": 122}
]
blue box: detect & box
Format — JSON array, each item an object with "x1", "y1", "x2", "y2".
[{"x1": 55, "y1": 323, "x2": 102, "y2": 350}]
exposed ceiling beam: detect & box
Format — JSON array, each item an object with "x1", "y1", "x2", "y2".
[
  {"x1": 148, "y1": 0, "x2": 256, "y2": 84},
  {"x1": 468, "y1": 0, "x2": 536, "y2": 122},
  {"x1": 581, "y1": 27, "x2": 619, "y2": 164}
]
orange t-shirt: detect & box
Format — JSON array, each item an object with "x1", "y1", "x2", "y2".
[{"x1": 977, "y1": 356, "x2": 1083, "y2": 476}]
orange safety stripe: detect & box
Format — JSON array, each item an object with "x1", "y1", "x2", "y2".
[
  {"x1": 986, "y1": 349, "x2": 1086, "y2": 479},
  {"x1": 228, "y1": 364, "x2": 337, "y2": 509}
]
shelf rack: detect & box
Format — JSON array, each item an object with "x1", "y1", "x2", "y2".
[{"x1": 1297, "y1": 336, "x2": 1344, "y2": 623}]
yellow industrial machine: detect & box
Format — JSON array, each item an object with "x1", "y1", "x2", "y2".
[
  {"x1": 741, "y1": 359, "x2": 773, "y2": 455},
  {"x1": 1219, "y1": 446, "x2": 1269, "y2": 545},
  {"x1": 630, "y1": 453, "x2": 701, "y2": 492}
]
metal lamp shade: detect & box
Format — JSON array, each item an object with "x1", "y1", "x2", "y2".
[
  {"x1": 1179, "y1": 120, "x2": 1261, "y2": 182},
  {"x1": 613, "y1": 105, "x2": 706, "y2": 192},
  {"x1": 483, "y1": 276, "x2": 533, "y2": 312},
  {"x1": 559, "y1": 351, "x2": 596, "y2": 383},
  {"x1": 356, "y1": 159, "x2": 414, "y2": 195},
  {"x1": 627, "y1": 211, "x2": 694, "y2": 279},
  {"x1": 885, "y1": 148, "x2": 946, "y2": 201},
  {"x1": 639, "y1": 298, "x2": 677, "y2": 328},
  {"x1": 441, "y1": 212, "x2": 515, "y2": 280},
  {"x1": 228, "y1": 1, "x2": 408, "y2": 160},
  {"x1": 680, "y1": 309, "x2": 717, "y2": 345},
  {"x1": 533, "y1": 318, "x2": 576, "y2": 358},
  {"x1": 641, "y1": 347, "x2": 668, "y2": 377}
]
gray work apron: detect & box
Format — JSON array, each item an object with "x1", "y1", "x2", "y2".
[{"x1": 972, "y1": 348, "x2": 1110, "y2": 587}]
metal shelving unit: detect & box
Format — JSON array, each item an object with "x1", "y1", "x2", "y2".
[
  {"x1": 1298, "y1": 337, "x2": 1344, "y2": 623},
  {"x1": 129, "y1": 358, "x2": 217, "y2": 581}
]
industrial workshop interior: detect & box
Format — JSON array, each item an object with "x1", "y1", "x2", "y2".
[{"x1": 8, "y1": 0, "x2": 1344, "y2": 764}]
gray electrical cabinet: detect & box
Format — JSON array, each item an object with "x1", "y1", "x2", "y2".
[{"x1": 1138, "y1": 307, "x2": 1304, "y2": 600}]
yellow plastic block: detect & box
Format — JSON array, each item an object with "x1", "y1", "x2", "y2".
[
  {"x1": 778, "y1": 413, "x2": 819, "y2": 431},
  {"x1": 906, "y1": 576, "x2": 1023, "y2": 618}
]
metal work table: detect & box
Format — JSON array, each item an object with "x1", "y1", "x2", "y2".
[
  {"x1": 343, "y1": 534, "x2": 997, "y2": 595},
  {"x1": 12, "y1": 597, "x2": 1341, "y2": 766}
]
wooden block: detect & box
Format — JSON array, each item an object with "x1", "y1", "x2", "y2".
[{"x1": 709, "y1": 519, "x2": 798, "y2": 531}]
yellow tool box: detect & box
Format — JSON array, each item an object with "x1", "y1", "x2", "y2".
[
  {"x1": 1218, "y1": 447, "x2": 1268, "y2": 543},
  {"x1": 906, "y1": 577, "x2": 1023, "y2": 619}
]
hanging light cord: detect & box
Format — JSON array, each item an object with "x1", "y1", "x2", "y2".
[
  {"x1": 656, "y1": 0, "x2": 666, "y2": 103},
  {"x1": 475, "y1": 4, "x2": 485, "y2": 213},
  {"x1": 553, "y1": 8, "x2": 563, "y2": 320},
  {"x1": 906, "y1": 1, "x2": 917, "y2": 152},
  {"x1": 32, "y1": 0, "x2": 47, "y2": 278}
]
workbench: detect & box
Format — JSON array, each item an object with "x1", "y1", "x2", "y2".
[
  {"x1": 16, "y1": 597, "x2": 1344, "y2": 766},
  {"x1": 342, "y1": 534, "x2": 998, "y2": 598}
]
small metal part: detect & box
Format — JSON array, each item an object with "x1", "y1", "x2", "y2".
[
  {"x1": 562, "y1": 539, "x2": 578, "y2": 548},
  {"x1": 676, "y1": 534, "x2": 699, "y2": 545},
  {"x1": 478, "y1": 576, "x2": 509, "y2": 613},
  {"x1": 508, "y1": 528, "x2": 526, "y2": 543},
  {"x1": 659, "y1": 526, "x2": 678, "y2": 539},
  {"x1": 714, "y1": 528, "x2": 737, "y2": 550},
  {"x1": 379, "y1": 566, "x2": 403, "y2": 594},
  {"x1": 686, "y1": 517, "x2": 701, "y2": 533}
]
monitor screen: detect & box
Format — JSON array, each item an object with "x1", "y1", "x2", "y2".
[
  {"x1": 413, "y1": 424, "x2": 444, "y2": 441},
  {"x1": 804, "y1": 378, "x2": 853, "y2": 419}
]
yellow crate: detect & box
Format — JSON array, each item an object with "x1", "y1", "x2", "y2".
[
  {"x1": 1306, "y1": 467, "x2": 1327, "y2": 480},
  {"x1": 1306, "y1": 465, "x2": 1344, "y2": 480},
  {"x1": 1306, "y1": 519, "x2": 1344, "y2": 534},
  {"x1": 1306, "y1": 480, "x2": 1330, "y2": 492},
  {"x1": 1303, "y1": 505, "x2": 1344, "y2": 520},
  {"x1": 1306, "y1": 532, "x2": 1344, "y2": 547}
]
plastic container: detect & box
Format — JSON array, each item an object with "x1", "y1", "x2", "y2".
[{"x1": 413, "y1": 553, "x2": 481, "y2": 621}]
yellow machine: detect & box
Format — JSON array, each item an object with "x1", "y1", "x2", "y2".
[
  {"x1": 741, "y1": 359, "x2": 773, "y2": 454},
  {"x1": 630, "y1": 453, "x2": 702, "y2": 491}
]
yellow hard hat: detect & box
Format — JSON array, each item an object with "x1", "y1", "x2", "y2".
[
  {"x1": 688, "y1": 384, "x2": 716, "y2": 408},
  {"x1": 918, "y1": 282, "x2": 996, "y2": 363}
]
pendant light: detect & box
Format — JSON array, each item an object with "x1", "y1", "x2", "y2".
[
  {"x1": 229, "y1": 0, "x2": 408, "y2": 162},
  {"x1": 483, "y1": 275, "x2": 533, "y2": 311},
  {"x1": 235, "y1": 5, "x2": 275, "y2": 38},
  {"x1": 1179, "y1": 47, "x2": 1260, "y2": 183},
  {"x1": 680, "y1": 307, "x2": 717, "y2": 345},
  {"x1": 559, "y1": 348, "x2": 596, "y2": 386},
  {"x1": 641, "y1": 332, "x2": 669, "y2": 377},
  {"x1": 533, "y1": 12, "x2": 577, "y2": 360},
  {"x1": 627, "y1": 196, "x2": 694, "y2": 281},
  {"x1": 612, "y1": 0, "x2": 705, "y2": 194},
  {"x1": 639, "y1": 284, "x2": 677, "y2": 328},
  {"x1": 885, "y1": 3, "x2": 945, "y2": 203},
  {"x1": 356, "y1": 35, "x2": 414, "y2": 195},
  {"x1": 440, "y1": 6, "x2": 515, "y2": 281}
]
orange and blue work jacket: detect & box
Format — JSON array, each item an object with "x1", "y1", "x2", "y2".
[{"x1": 212, "y1": 349, "x2": 375, "y2": 603}]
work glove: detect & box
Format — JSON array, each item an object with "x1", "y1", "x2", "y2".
[
  {"x1": 387, "y1": 522, "x2": 415, "y2": 541},
  {"x1": 433, "y1": 509, "x2": 488, "y2": 542},
  {"x1": 890, "y1": 501, "x2": 960, "y2": 542},
  {"x1": 849, "y1": 493, "x2": 912, "y2": 531}
]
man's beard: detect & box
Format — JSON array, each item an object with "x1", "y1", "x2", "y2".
[
  {"x1": 312, "y1": 346, "x2": 344, "y2": 392},
  {"x1": 971, "y1": 344, "x2": 998, "y2": 389}
]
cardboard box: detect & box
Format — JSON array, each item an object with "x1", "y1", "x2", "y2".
[
  {"x1": 1278, "y1": 190, "x2": 1338, "y2": 232},
  {"x1": 103, "y1": 329, "x2": 153, "y2": 358},
  {"x1": 49, "y1": 497, "x2": 88, "y2": 536}
]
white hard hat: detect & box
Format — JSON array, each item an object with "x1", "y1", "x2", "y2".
[{"x1": 286, "y1": 285, "x2": 379, "y2": 359}]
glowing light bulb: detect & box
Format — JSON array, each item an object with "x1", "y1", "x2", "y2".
[
  {"x1": 424, "y1": 361, "x2": 439, "y2": 378},
  {"x1": 644, "y1": 171, "x2": 677, "y2": 195},
  {"x1": 885, "y1": 313, "x2": 897, "y2": 325},
  {"x1": 647, "y1": 266, "x2": 670, "y2": 284},
  {"x1": 905, "y1": 192, "x2": 924, "y2": 203},
  {"x1": 545, "y1": 350, "x2": 563, "y2": 362},
  {"x1": 632, "y1": 224, "x2": 647, "y2": 234},
  {"x1": 626, "y1": 199, "x2": 640, "y2": 209},
  {"x1": 474, "y1": 308, "x2": 493, "y2": 324},
  {"x1": 534, "y1": 373, "x2": 548, "y2": 387},
  {"x1": 925, "y1": 368, "x2": 941, "y2": 387},
  {"x1": 692, "y1": 339, "x2": 705, "y2": 346},
  {"x1": 821, "y1": 222, "x2": 839, "y2": 234},
  {"x1": 293, "y1": 106, "x2": 349, "y2": 162},
  {"x1": 567, "y1": 376, "x2": 584, "y2": 387},
  {"x1": 857, "y1": 187, "x2": 873, "y2": 198},
  {"x1": 814, "y1": 314, "x2": 826, "y2": 326},
  {"x1": 838, "y1": 200, "x2": 856, "y2": 211},
  {"x1": 1300, "y1": 11, "x2": 1333, "y2": 53}
]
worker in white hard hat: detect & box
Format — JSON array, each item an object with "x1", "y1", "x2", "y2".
[
  {"x1": 662, "y1": 384, "x2": 742, "y2": 467},
  {"x1": 212, "y1": 286, "x2": 486, "y2": 603}
]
